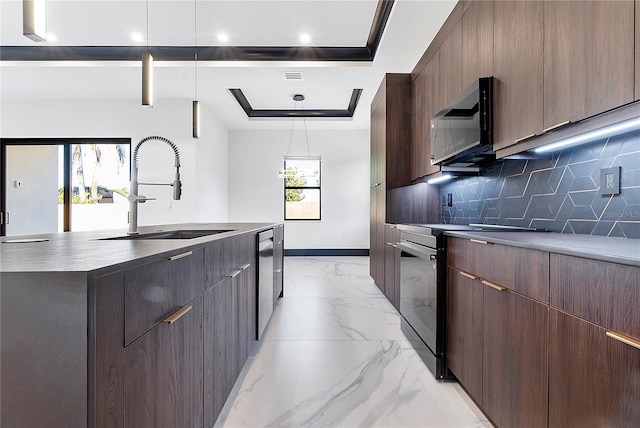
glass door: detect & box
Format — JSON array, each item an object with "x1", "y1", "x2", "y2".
[{"x1": 1, "y1": 138, "x2": 130, "y2": 236}]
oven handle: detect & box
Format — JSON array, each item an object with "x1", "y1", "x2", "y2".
[{"x1": 398, "y1": 240, "x2": 437, "y2": 260}]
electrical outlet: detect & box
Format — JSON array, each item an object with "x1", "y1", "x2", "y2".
[{"x1": 599, "y1": 167, "x2": 620, "y2": 195}]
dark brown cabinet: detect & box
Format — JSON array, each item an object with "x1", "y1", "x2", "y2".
[
  {"x1": 438, "y1": 23, "x2": 462, "y2": 113},
  {"x1": 493, "y1": 0, "x2": 544, "y2": 151},
  {"x1": 447, "y1": 236, "x2": 549, "y2": 427},
  {"x1": 89, "y1": 231, "x2": 266, "y2": 428},
  {"x1": 383, "y1": 224, "x2": 400, "y2": 310},
  {"x1": 204, "y1": 276, "x2": 237, "y2": 427},
  {"x1": 446, "y1": 268, "x2": 483, "y2": 403},
  {"x1": 370, "y1": 74, "x2": 412, "y2": 288},
  {"x1": 411, "y1": 54, "x2": 440, "y2": 180},
  {"x1": 125, "y1": 295, "x2": 204, "y2": 428},
  {"x1": 543, "y1": 0, "x2": 635, "y2": 130},
  {"x1": 460, "y1": 0, "x2": 493, "y2": 90},
  {"x1": 482, "y1": 284, "x2": 548, "y2": 428},
  {"x1": 548, "y1": 254, "x2": 640, "y2": 428}
]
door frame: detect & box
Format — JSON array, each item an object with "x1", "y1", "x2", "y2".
[{"x1": 0, "y1": 138, "x2": 131, "y2": 236}]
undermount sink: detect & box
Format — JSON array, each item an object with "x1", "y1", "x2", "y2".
[{"x1": 101, "y1": 229, "x2": 234, "y2": 240}]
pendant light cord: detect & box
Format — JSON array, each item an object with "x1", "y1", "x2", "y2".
[
  {"x1": 286, "y1": 99, "x2": 312, "y2": 158},
  {"x1": 146, "y1": 0, "x2": 149, "y2": 49},
  {"x1": 194, "y1": 0, "x2": 198, "y2": 99}
]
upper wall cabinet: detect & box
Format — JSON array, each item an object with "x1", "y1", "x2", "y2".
[
  {"x1": 461, "y1": 0, "x2": 494, "y2": 90},
  {"x1": 493, "y1": 0, "x2": 544, "y2": 151},
  {"x1": 438, "y1": 23, "x2": 463, "y2": 113},
  {"x1": 411, "y1": 53, "x2": 441, "y2": 180},
  {"x1": 543, "y1": 1, "x2": 635, "y2": 131}
]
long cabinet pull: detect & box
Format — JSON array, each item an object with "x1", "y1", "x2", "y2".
[
  {"x1": 542, "y1": 120, "x2": 571, "y2": 133},
  {"x1": 163, "y1": 305, "x2": 192, "y2": 324},
  {"x1": 470, "y1": 239, "x2": 489, "y2": 245},
  {"x1": 168, "y1": 251, "x2": 193, "y2": 261},
  {"x1": 460, "y1": 271, "x2": 478, "y2": 280},
  {"x1": 514, "y1": 133, "x2": 536, "y2": 144},
  {"x1": 606, "y1": 331, "x2": 640, "y2": 351},
  {"x1": 482, "y1": 279, "x2": 507, "y2": 291},
  {"x1": 240, "y1": 263, "x2": 251, "y2": 271},
  {"x1": 229, "y1": 269, "x2": 242, "y2": 278}
]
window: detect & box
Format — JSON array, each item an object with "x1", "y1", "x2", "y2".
[{"x1": 283, "y1": 157, "x2": 321, "y2": 220}]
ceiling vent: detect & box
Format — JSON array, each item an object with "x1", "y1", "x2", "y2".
[{"x1": 284, "y1": 71, "x2": 304, "y2": 81}]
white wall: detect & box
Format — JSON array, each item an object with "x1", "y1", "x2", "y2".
[
  {"x1": 228, "y1": 129, "x2": 370, "y2": 249},
  {"x1": 1, "y1": 99, "x2": 229, "y2": 228}
]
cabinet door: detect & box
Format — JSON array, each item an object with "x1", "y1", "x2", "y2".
[
  {"x1": 371, "y1": 83, "x2": 386, "y2": 187},
  {"x1": 549, "y1": 309, "x2": 640, "y2": 428},
  {"x1": 461, "y1": 0, "x2": 493, "y2": 90},
  {"x1": 439, "y1": 21, "x2": 462, "y2": 110},
  {"x1": 125, "y1": 296, "x2": 204, "y2": 428},
  {"x1": 493, "y1": 0, "x2": 544, "y2": 150},
  {"x1": 204, "y1": 277, "x2": 238, "y2": 427},
  {"x1": 482, "y1": 285, "x2": 548, "y2": 428},
  {"x1": 446, "y1": 268, "x2": 483, "y2": 403},
  {"x1": 237, "y1": 261, "x2": 257, "y2": 368},
  {"x1": 383, "y1": 224, "x2": 400, "y2": 310},
  {"x1": 544, "y1": 1, "x2": 634, "y2": 129},
  {"x1": 411, "y1": 53, "x2": 441, "y2": 180},
  {"x1": 370, "y1": 185, "x2": 385, "y2": 288}
]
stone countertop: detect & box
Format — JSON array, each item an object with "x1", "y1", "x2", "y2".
[
  {"x1": 0, "y1": 222, "x2": 280, "y2": 273},
  {"x1": 444, "y1": 230, "x2": 640, "y2": 267}
]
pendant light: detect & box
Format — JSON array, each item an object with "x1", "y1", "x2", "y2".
[
  {"x1": 23, "y1": 0, "x2": 46, "y2": 42},
  {"x1": 278, "y1": 95, "x2": 320, "y2": 179},
  {"x1": 141, "y1": 0, "x2": 153, "y2": 107},
  {"x1": 192, "y1": 0, "x2": 200, "y2": 138}
]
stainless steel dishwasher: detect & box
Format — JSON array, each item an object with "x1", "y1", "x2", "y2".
[{"x1": 257, "y1": 229, "x2": 274, "y2": 339}]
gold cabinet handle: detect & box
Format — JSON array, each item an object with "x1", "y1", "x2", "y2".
[
  {"x1": 229, "y1": 269, "x2": 242, "y2": 278},
  {"x1": 460, "y1": 271, "x2": 477, "y2": 280},
  {"x1": 606, "y1": 331, "x2": 640, "y2": 351},
  {"x1": 240, "y1": 263, "x2": 251, "y2": 271},
  {"x1": 163, "y1": 305, "x2": 192, "y2": 324},
  {"x1": 168, "y1": 251, "x2": 193, "y2": 261},
  {"x1": 543, "y1": 120, "x2": 571, "y2": 133},
  {"x1": 514, "y1": 133, "x2": 536, "y2": 144},
  {"x1": 482, "y1": 279, "x2": 507, "y2": 291},
  {"x1": 470, "y1": 239, "x2": 489, "y2": 245}
]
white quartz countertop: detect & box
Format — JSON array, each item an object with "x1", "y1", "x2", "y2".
[
  {"x1": 444, "y1": 230, "x2": 640, "y2": 267},
  {"x1": 0, "y1": 222, "x2": 280, "y2": 273}
]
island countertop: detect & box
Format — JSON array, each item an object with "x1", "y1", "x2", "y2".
[{"x1": 0, "y1": 222, "x2": 280, "y2": 273}]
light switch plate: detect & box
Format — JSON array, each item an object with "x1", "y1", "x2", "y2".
[{"x1": 599, "y1": 166, "x2": 620, "y2": 195}]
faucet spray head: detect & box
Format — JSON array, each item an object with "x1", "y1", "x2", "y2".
[{"x1": 173, "y1": 171, "x2": 182, "y2": 200}]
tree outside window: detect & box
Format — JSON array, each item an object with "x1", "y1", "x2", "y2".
[{"x1": 283, "y1": 157, "x2": 321, "y2": 220}]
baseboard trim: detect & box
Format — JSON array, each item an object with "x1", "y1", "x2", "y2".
[{"x1": 284, "y1": 249, "x2": 370, "y2": 257}]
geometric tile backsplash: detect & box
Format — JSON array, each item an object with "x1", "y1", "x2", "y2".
[{"x1": 440, "y1": 129, "x2": 640, "y2": 239}]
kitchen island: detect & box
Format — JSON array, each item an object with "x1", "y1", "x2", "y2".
[{"x1": 0, "y1": 222, "x2": 284, "y2": 428}]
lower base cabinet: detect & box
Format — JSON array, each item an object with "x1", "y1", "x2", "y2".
[
  {"x1": 125, "y1": 295, "x2": 204, "y2": 428},
  {"x1": 549, "y1": 309, "x2": 640, "y2": 428}
]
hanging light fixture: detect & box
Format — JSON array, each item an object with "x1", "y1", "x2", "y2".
[
  {"x1": 192, "y1": 0, "x2": 200, "y2": 138},
  {"x1": 278, "y1": 94, "x2": 320, "y2": 179},
  {"x1": 141, "y1": 0, "x2": 153, "y2": 107},
  {"x1": 23, "y1": 0, "x2": 46, "y2": 42}
]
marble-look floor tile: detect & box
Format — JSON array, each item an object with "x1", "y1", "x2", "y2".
[
  {"x1": 217, "y1": 257, "x2": 491, "y2": 428},
  {"x1": 217, "y1": 340, "x2": 490, "y2": 428},
  {"x1": 263, "y1": 296, "x2": 404, "y2": 341}
]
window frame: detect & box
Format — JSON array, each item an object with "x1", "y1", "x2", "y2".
[{"x1": 282, "y1": 156, "x2": 321, "y2": 221}]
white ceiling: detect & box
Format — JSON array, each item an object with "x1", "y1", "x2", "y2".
[{"x1": 0, "y1": 0, "x2": 457, "y2": 130}]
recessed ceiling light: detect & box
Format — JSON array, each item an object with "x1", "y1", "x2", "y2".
[
  {"x1": 131, "y1": 33, "x2": 144, "y2": 43},
  {"x1": 217, "y1": 33, "x2": 229, "y2": 43},
  {"x1": 299, "y1": 33, "x2": 311, "y2": 44}
]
